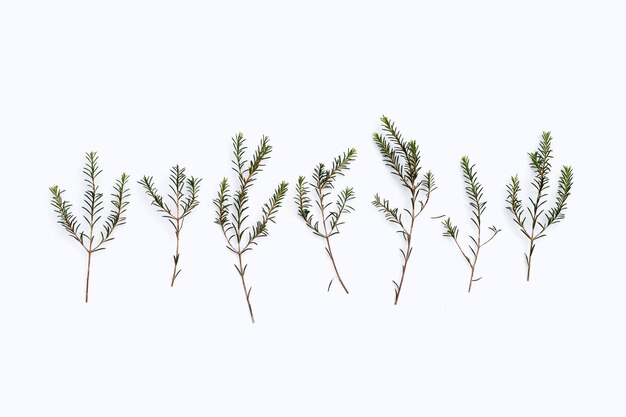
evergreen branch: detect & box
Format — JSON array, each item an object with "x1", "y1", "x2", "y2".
[
  {"x1": 213, "y1": 177, "x2": 235, "y2": 250},
  {"x1": 506, "y1": 132, "x2": 573, "y2": 282},
  {"x1": 49, "y1": 186, "x2": 86, "y2": 249},
  {"x1": 217, "y1": 133, "x2": 288, "y2": 323},
  {"x1": 442, "y1": 156, "x2": 499, "y2": 292},
  {"x1": 329, "y1": 187, "x2": 355, "y2": 235},
  {"x1": 139, "y1": 165, "x2": 202, "y2": 286},
  {"x1": 326, "y1": 148, "x2": 357, "y2": 186},
  {"x1": 295, "y1": 175, "x2": 321, "y2": 236},
  {"x1": 372, "y1": 194, "x2": 405, "y2": 233},
  {"x1": 181, "y1": 176, "x2": 202, "y2": 218},
  {"x1": 49, "y1": 151, "x2": 130, "y2": 302},
  {"x1": 82, "y1": 151, "x2": 104, "y2": 235},
  {"x1": 138, "y1": 176, "x2": 172, "y2": 217},
  {"x1": 231, "y1": 135, "x2": 273, "y2": 246},
  {"x1": 416, "y1": 170, "x2": 436, "y2": 215},
  {"x1": 294, "y1": 149, "x2": 358, "y2": 294},
  {"x1": 168, "y1": 165, "x2": 186, "y2": 207},
  {"x1": 95, "y1": 173, "x2": 130, "y2": 251},
  {"x1": 373, "y1": 132, "x2": 407, "y2": 187},
  {"x1": 246, "y1": 181, "x2": 289, "y2": 250},
  {"x1": 541, "y1": 165, "x2": 574, "y2": 234},
  {"x1": 505, "y1": 174, "x2": 529, "y2": 237},
  {"x1": 442, "y1": 217, "x2": 471, "y2": 266},
  {"x1": 372, "y1": 116, "x2": 435, "y2": 304}
]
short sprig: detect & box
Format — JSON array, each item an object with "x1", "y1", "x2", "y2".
[
  {"x1": 214, "y1": 133, "x2": 289, "y2": 323},
  {"x1": 49, "y1": 151, "x2": 130, "y2": 302},
  {"x1": 441, "y1": 156, "x2": 500, "y2": 292},
  {"x1": 295, "y1": 148, "x2": 357, "y2": 293},
  {"x1": 139, "y1": 165, "x2": 202, "y2": 286},
  {"x1": 371, "y1": 116, "x2": 436, "y2": 304},
  {"x1": 505, "y1": 132, "x2": 574, "y2": 281}
]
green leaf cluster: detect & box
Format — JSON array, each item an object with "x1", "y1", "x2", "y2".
[{"x1": 49, "y1": 152, "x2": 130, "y2": 253}]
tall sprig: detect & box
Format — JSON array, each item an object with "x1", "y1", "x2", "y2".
[
  {"x1": 506, "y1": 131, "x2": 574, "y2": 281},
  {"x1": 49, "y1": 151, "x2": 130, "y2": 302},
  {"x1": 295, "y1": 148, "x2": 357, "y2": 293},
  {"x1": 139, "y1": 165, "x2": 202, "y2": 287},
  {"x1": 371, "y1": 115, "x2": 436, "y2": 304},
  {"x1": 214, "y1": 133, "x2": 289, "y2": 323},
  {"x1": 441, "y1": 156, "x2": 500, "y2": 292}
]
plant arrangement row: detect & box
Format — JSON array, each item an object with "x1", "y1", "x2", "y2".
[{"x1": 50, "y1": 116, "x2": 574, "y2": 322}]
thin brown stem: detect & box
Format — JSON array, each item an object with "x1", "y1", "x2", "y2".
[
  {"x1": 171, "y1": 191, "x2": 181, "y2": 287},
  {"x1": 467, "y1": 265, "x2": 475, "y2": 293},
  {"x1": 468, "y1": 222, "x2": 482, "y2": 292},
  {"x1": 395, "y1": 210, "x2": 415, "y2": 305},
  {"x1": 324, "y1": 236, "x2": 349, "y2": 294},
  {"x1": 85, "y1": 250, "x2": 92, "y2": 303},
  {"x1": 237, "y1": 250, "x2": 254, "y2": 323},
  {"x1": 526, "y1": 238, "x2": 534, "y2": 282},
  {"x1": 171, "y1": 229, "x2": 180, "y2": 287}
]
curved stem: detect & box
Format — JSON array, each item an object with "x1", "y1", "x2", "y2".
[
  {"x1": 171, "y1": 191, "x2": 181, "y2": 287},
  {"x1": 171, "y1": 229, "x2": 180, "y2": 287},
  {"x1": 395, "y1": 212, "x2": 415, "y2": 305},
  {"x1": 526, "y1": 238, "x2": 534, "y2": 282},
  {"x1": 85, "y1": 251, "x2": 92, "y2": 303},
  {"x1": 324, "y1": 236, "x2": 349, "y2": 294},
  {"x1": 237, "y1": 251, "x2": 254, "y2": 323}
]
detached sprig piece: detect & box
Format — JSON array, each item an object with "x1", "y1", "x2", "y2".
[
  {"x1": 295, "y1": 148, "x2": 357, "y2": 293},
  {"x1": 371, "y1": 115, "x2": 436, "y2": 304},
  {"x1": 49, "y1": 152, "x2": 130, "y2": 302},
  {"x1": 441, "y1": 156, "x2": 501, "y2": 292},
  {"x1": 139, "y1": 166, "x2": 202, "y2": 287},
  {"x1": 214, "y1": 133, "x2": 289, "y2": 323},
  {"x1": 506, "y1": 132, "x2": 574, "y2": 282}
]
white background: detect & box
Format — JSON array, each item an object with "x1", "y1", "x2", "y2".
[{"x1": 1, "y1": 1, "x2": 624, "y2": 416}]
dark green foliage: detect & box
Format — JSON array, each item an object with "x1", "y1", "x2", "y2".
[
  {"x1": 49, "y1": 151, "x2": 130, "y2": 302},
  {"x1": 505, "y1": 132, "x2": 574, "y2": 281},
  {"x1": 371, "y1": 116, "x2": 436, "y2": 304},
  {"x1": 295, "y1": 148, "x2": 357, "y2": 293},
  {"x1": 139, "y1": 165, "x2": 202, "y2": 286},
  {"x1": 214, "y1": 133, "x2": 289, "y2": 323},
  {"x1": 441, "y1": 156, "x2": 500, "y2": 292}
]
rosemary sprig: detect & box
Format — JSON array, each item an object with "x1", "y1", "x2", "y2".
[
  {"x1": 214, "y1": 133, "x2": 288, "y2": 323},
  {"x1": 49, "y1": 151, "x2": 130, "y2": 302},
  {"x1": 371, "y1": 115, "x2": 436, "y2": 304},
  {"x1": 139, "y1": 165, "x2": 202, "y2": 287},
  {"x1": 441, "y1": 156, "x2": 501, "y2": 292},
  {"x1": 506, "y1": 131, "x2": 574, "y2": 281},
  {"x1": 295, "y1": 148, "x2": 357, "y2": 293}
]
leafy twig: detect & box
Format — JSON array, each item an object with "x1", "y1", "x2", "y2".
[
  {"x1": 295, "y1": 148, "x2": 357, "y2": 293},
  {"x1": 49, "y1": 152, "x2": 130, "y2": 302},
  {"x1": 139, "y1": 165, "x2": 202, "y2": 287},
  {"x1": 214, "y1": 133, "x2": 288, "y2": 323},
  {"x1": 371, "y1": 115, "x2": 436, "y2": 304},
  {"x1": 505, "y1": 132, "x2": 574, "y2": 281},
  {"x1": 441, "y1": 156, "x2": 501, "y2": 292}
]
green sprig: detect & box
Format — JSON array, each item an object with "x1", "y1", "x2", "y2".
[
  {"x1": 441, "y1": 156, "x2": 500, "y2": 292},
  {"x1": 139, "y1": 165, "x2": 202, "y2": 287},
  {"x1": 49, "y1": 151, "x2": 130, "y2": 302},
  {"x1": 372, "y1": 116, "x2": 436, "y2": 304},
  {"x1": 505, "y1": 132, "x2": 574, "y2": 281},
  {"x1": 214, "y1": 133, "x2": 289, "y2": 323},
  {"x1": 295, "y1": 148, "x2": 357, "y2": 293}
]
